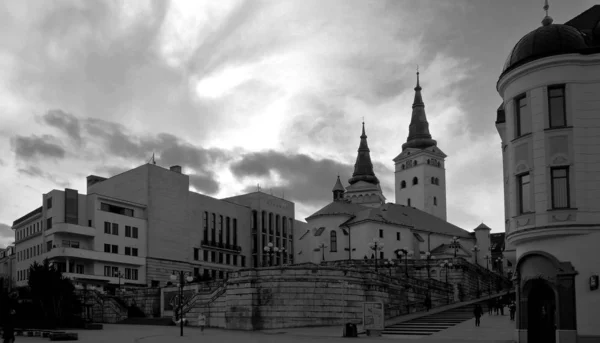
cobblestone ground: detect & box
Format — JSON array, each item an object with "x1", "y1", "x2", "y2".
[{"x1": 11, "y1": 312, "x2": 515, "y2": 343}]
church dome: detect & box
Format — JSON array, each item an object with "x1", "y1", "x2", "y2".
[{"x1": 502, "y1": 23, "x2": 588, "y2": 76}]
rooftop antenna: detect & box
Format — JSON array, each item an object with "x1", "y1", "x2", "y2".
[
  {"x1": 148, "y1": 153, "x2": 156, "y2": 165},
  {"x1": 542, "y1": 0, "x2": 553, "y2": 26}
]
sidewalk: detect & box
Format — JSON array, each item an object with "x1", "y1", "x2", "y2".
[{"x1": 422, "y1": 311, "x2": 515, "y2": 342}]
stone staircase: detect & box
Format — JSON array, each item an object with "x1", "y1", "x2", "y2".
[
  {"x1": 164, "y1": 282, "x2": 227, "y2": 325},
  {"x1": 383, "y1": 301, "x2": 482, "y2": 336}
]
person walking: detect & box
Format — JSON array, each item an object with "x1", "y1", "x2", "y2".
[
  {"x1": 473, "y1": 304, "x2": 483, "y2": 327},
  {"x1": 509, "y1": 301, "x2": 516, "y2": 321},
  {"x1": 198, "y1": 313, "x2": 206, "y2": 333}
]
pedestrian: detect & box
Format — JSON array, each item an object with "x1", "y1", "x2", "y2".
[
  {"x1": 198, "y1": 313, "x2": 206, "y2": 333},
  {"x1": 509, "y1": 301, "x2": 516, "y2": 321},
  {"x1": 2, "y1": 309, "x2": 16, "y2": 343},
  {"x1": 424, "y1": 294, "x2": 431, "y2": 312},
  {"x1": 487, "y1": 298, "x2": 493, "y2": 315},
  {"x1": 473, "y1": 304, "x2": 483, "y2": 327},
  {"x1": 499, "y1": 298, "x2": 505, "y2": 316}
]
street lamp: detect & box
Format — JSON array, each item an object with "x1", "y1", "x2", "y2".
[
  {"x1": 368, "y1": 238, "x2": 384, "y2": 272},
  {"x1": 440, "y1": 259, "x2": 453, "y2": 284},
  {"x1": 495, "y1": 257, "x2": 503, "y2": 274},
  {"x1": 383, "y1": 260, "x2": 395, "y2": 277},
  {"x1": 170, "y1": 271, "x2": 194, "y2": 337},
  {"x1": 424, "y1": 252, "x2": 435, "y2": 279},
  {"x1": 397, "y1": 247, "x2": 413, "y2": 278},
  {"x1": 449, "y1": 236, "x2": 460, "y2": 258},
  {"x1": 278, "y1": 247, "x2": 287, "y2": 266},
  {"x1": 471, "y1": 245, "x2": 480, "y2": 265},
  {"x1": 263, "y1": 242, "x2": 279, "y2": 266},
  {"x1": 316, "y1": 243, "x2": 328, "y2": 262},
  {"x1": 113, "y1": 270, "x2": 124, "y2": 293}
]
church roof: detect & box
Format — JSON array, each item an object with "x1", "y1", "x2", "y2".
[
  {"x1": 348, "y1": 122, "x2": 380, "y2": 185},
  {"x1": 305, "y1": 201, "x2": 368, "y2": 221},
  {"x1": 306, "y1": 201, "x2": 472, "y2": 238},
  {"x1": 332, "y1": 175, "x2": 345, "y2": 192},
  {"x1": 475, "y1": 223, "x2": 492, "y2": 230},
  {"x1": 402, "y1": 71, "x2": 438, "y2": 151}
]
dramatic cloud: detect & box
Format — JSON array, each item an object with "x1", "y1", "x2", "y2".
[
  {"x1": 42, "y1": 109, "x2": 83, "y2": 146},
  {"x1": 190, "y1": 173, "x2": 220, "y2": 195},
  {"x1": 0, "y1": 223, "x2": 12, "y2": 249},
  {"x1": 10, "y1": 135, "x2": 65, "y2": 161}
]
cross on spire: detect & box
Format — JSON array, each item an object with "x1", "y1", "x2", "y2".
[{"x1": 542, "y1": 0, "x2": 553, "y2": 26}]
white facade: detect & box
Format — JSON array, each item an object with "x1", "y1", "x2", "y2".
[
  {"x1": 394, "y1": 147, "x2": 448, "y2": 220},
  {"x1": 498, "y1": 51, "x2": 600, "y2": 341}
]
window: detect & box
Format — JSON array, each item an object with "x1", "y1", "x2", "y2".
[
  {"x1": 219, "y1": 252, "x2": 223, "y2": 263},
  {"x1": 282, "y1": 216, "x2": 287, "y2": 237},
  {"x1": 226, "y1": 254, "x2": 231, "y2": 264},
  {"x1": 132, "y1": 269, "x2": 138, "y2": 280},
  {"x1": 276, "y1": 214, "x2": 280, "y2": 235},
  {"x1": 125, "y1": 226, "x2": 131, "y2": 237},
  {"x1": 47, "y1": 240, "x2": 52, "y2": 252},
  {"x1": 194, "y1": 267, "x2": 199, "y2": 277},
  {"x1": 396, "y1": 232, "x2": 401, "y2": 241},
  {"x1": 219, "y1": 215, "x2": 223, "y2": 242},
  {"x1": 269, "y1": 213, "x2": 273, "y2": 234},
  {"x1": 251, "y1": 211, "x2": 257, "y2": 232},
  {"x1": 88, "y1": 220, "x2": 92, "y2": 227},
  {"x1": 551, "y1": 167, "x2": 570, "y2": 209},
  {"x1": 104, "y1": 222, "x2": 111, "y2": 234},
  {"x1": 241, "y1": 256, "x2": 246, "y2": 267},
  {"x1": 111, "y1": 245, "x2": 118, "y2": 254},
  {"x1": 379, "y1": 229, "x2": 383, "y2": 238},
  {"x1": 434, "y1": 197, "x2": 437, "y2": 206},
  {"x1": 226, "y1": 217, "x2": 231, "y2": 244},
  {"x1": 379, "y1": 251, "x2": 384, "y2": 259},
  {"x1": 76, "y1": 265, "x2": 84, "y2": 274},
  {"x1": 203, "y1": 211, "x2": 209, "y2": 241},
  {"x1": 203, "y1": 250, "x2": 208, "y2": 261},
  {"x1": 194, "y1": 248, "x2": 199, "y2": 260},
  {"x1": 104, "y1": 266, "x2": 111, "y2": 277},
  {"x1": 412, "y1": 177, "x2": 418, "y2": 185},
  {"x1": 211, "y1": 213, "x2": 216, "y2": 242},
  {"x1": 330, "y1": 231, "x2": 337, "y2": 252},
  {"x1": 132, "y1": 248, "x2": 138, "y2": 256},
  {"x1": 261, "y1": 211, "x2": 266, "y2": 232},
  {"x1": 112, "y1": 223, "x2": 119, "y2": 235},
  {"x1": 47, "y1": 197, "x2": 52, "y2": 209},
  {"x1": 518, "y1": 173, "x2": 532, "y2": 214},
  {"x1": 431, "y1": 177, "x2": 435, "y2": 184},
  {"x1": 46, "y1": 217, "x2": 52, "y2": 230},
  {"x1": 400, "y1": 180, "x2": 406, "y2": 189},
  {"x1": 132, "y1": 227, "x2": 138, "y2": 238},
  {"x1": 515, "y1": 95, "x2": 531, "y2": 137},
  {"x1": 125, "y1": 247, "x2": 131, "y2": 255},
  {"x1": 407, "y1": 198, "x2": 411, "y2": 207},
  {"x1": 100, "y1": 202, "x2": 134, "y2": 217},
  {"x1": 233, "y1": 255, "x2": 238, "y2": 266},
  {"x1": 233, "y1": 219, "x2": 238, "y2": 246},
  {"x1": 548, "y1": 85, "x2": 566, "y2": 128},
  {"x1": 104, "y1": 244, "x2": 110, "y2": 253},
  {"x1": 211, "y1": 251, "x2": 216, "y2": 262}
]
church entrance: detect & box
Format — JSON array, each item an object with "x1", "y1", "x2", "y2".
[{"x1": 527, "y1": 280, "x2": 556, "y2": 343}]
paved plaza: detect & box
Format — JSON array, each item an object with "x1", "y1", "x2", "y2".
[{"x1": 10, "y1": 311, "x2": 515, "y2": 343}]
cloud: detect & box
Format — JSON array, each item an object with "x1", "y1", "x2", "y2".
[
  {"x1": 190, "y1": 173, "x2": 220, "y2": 195},
  {"x1": 0, "y1": 223, "x2": 12, "y2": 240},
  {"x1": 10, "y1": 135, "x2": 65, "y2": 161},
  {"x1": 42, "y1": 109, "x2": 83, "y2": 146},
  {"x1": 17, "y1": 165, "x2": 71, "y2": 189}
]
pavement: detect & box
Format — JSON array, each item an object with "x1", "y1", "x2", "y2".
[{"x1": 10, "y1": 312, "x2": 515, "y2": 343}]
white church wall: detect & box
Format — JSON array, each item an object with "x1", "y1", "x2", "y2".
[
  {"x1": 349, "y1": 222, "x2": 414, "y2": 261},
  {"x1": 298, "y1": 215, "x2": 355, "y2": 264}
]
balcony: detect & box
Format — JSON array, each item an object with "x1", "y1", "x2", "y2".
[
  {"x1": 45, "y1": 246, "x2": 145, "y2": 266},
  {"x1": 200, "y1": 240, "x2": 242, "y2": 253},
  {"x1": 46, "y1": 222, "x2": 96, "y2": 238}
]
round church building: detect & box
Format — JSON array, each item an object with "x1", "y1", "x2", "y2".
[{"x1": 496, "y1": 5, "x2": 600, "y2": 343}]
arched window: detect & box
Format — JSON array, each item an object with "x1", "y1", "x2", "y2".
[
  {"x1": 434, "y1": 197, "x2": 437, "y2": 206},
  {"x1": 412, "y1": 177, "x2": 418, "y2": 185},
  {"x1": 407, "y1": 198, "x2": 411, "y2": 207},
  {"x1": 401, "y1": 180, "x2": 406, "y2": 189},
  {"x1": 330, "y1": 231, "x2": 337, "y2": 252}
]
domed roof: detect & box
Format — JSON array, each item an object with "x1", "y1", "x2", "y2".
[{"x1": 502, "y1": 23, "x2": 588, "y2": 76}]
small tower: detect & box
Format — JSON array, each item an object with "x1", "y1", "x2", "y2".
[
  {"x1": 332, "y1": 175, "x2": 346, "y2": 202},
  {"x1": 345, "y1": 122, "x2": 386, "y2": 208},
  {"x1": 474, "y1": 223, "x2": 492, "y2": 267},
  {"x1": 393, "y1": 69, "x2": 447, "y2": 220}
]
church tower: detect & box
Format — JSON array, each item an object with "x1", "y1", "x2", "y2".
[
  {"x1": 344, "y1": 122, "x2": 386, "y2": 208},
  {"x1": 393, "y1": 70, "x2": 447, "y2": 220}
]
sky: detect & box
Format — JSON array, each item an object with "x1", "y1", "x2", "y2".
[{"x1": 0, "y1": 0, "x2": 596, "y2": 248}]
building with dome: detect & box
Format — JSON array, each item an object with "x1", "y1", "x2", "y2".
[
  {"x1": 496, "y1": 4, "x2": 600, "y2": 343},
  {"x1": 295, "y1": 72, "x2": 495, "y2": 274}
]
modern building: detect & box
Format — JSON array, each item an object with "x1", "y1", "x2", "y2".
[
  {"x1": 296, "y1": 73, "x2": 493, "y2": 267},
  {"x1": 12, "y1": 163, "x2": 304, "y2": 290},
  {"x1": 496, "y1": 4, "x2": 600, "y2": 343}
]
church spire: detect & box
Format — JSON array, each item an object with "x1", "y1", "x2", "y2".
[
  {"x1": 402, "y1": 68, "x2": 438, "y2": 151},
  {"x1": 349, "y1": 121, "x2": 380, "y2": 185}
]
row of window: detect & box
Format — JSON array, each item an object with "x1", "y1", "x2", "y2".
[
  {"x1": 16, "y1": 244, "x2": 43, "y2": 262},
  {"x1": 517, "y1": 166, "x2": 570, "y2": 214},
  {"x1": 202, "y1": 212, "x2": 238, "y2": 246},
  {"x1": 405, "y1": 197, "x2": 437, "y2": 207},
  {"x1": 252, "y1": 210, "x2": 292, "y2": 237},
  {"x1": 104, "y1": 222, "x2": 139, "y2": 238},
  {"x1": 103, "y1": 265, "x2": 139, "y2": 280},
  {"x1": 193, "y1": 248, "x2": 246, "y2": 266},
  {"x1": 514, "y1": 85, "x2": 566, "y2": 138},
  {"x1": 400, "y1": 177, "x2": 441, "y2": 189},
  {"x1": 103, "y1": 244, "x2": 139, "y2": 256},
  {"x1": 16, "y1": 220, "x2": 42, "y2": 241},
  {"x1": 100, "y1": 202, "x2": 135, "y2": 217}
]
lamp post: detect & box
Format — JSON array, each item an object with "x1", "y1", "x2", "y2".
[
  {"x1": 170, "y1": 271, "x2": 194, "y2": 337},
  {"x1": 471, "y1": 245, "x2": 480, "y2": 265},
  {"x1": 440, "y1": 259, "x2": 453, "y2": 284},
  {"x1": 113, "y1": 270, "x2": 124, "y2": 294},
  {"x1": 484, "y1": 254, "x2": 491, "y2": 270},
  {"x1": 424, "y1": 252, "x2": 435, "y2": 279},
  {"x1": 397, "y1": 247, "x2": 412, "y2": 278},
  {"x1": 449, "y1": 236, "x2": 460, "y2": 258},
  {"x1": 495, "y1": 256, "x2": 504, "y2": 274},
  {"x1": 263, "y1": 242, "x2": 279, "y2": 266},
  {"x1": 383, "y1": 260, "x2": 395, "y2": 277},
  {"x1": 316, "y1": 243, "x2": 328, "y2": 262},
  {"x1": 278, "y1": 247, "x2": 287, "y2": 266},
  {"x1": 368, "y1": 238, "x2": 384, "y2": 272}
]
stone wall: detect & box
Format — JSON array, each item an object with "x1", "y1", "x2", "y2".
[
  {"x1": 120, "y1": 288, "x2": 161, "y2": 318},
  {"x1": 163, "y1": 264, "x2": 455, "y2": 330}
]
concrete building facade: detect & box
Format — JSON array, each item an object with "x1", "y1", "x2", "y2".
[{"x1": 496, "y1": 5, "x2": 600, "y2": 343}]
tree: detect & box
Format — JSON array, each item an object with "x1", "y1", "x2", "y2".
[{"x1": 28, "y1": 259, "x2": 80, "y2": 328}]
